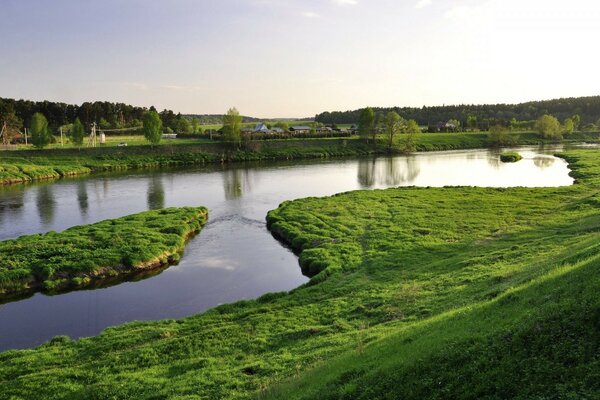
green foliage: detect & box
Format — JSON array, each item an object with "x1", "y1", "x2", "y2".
[
  {"x1": 0, "y1": 207, "x2": 207, "y2": 297},
  {"x1": 563, "y1": 117, "x2": 575, "y2": 135},
  {"x1": 358, "y1": 107, "x2": 375, "y2": 142},
  {"x1": 175, "y1": 118, "x2": 192, "y2": 134},
  {"x1": 223, "y1": 107, "x2": 242, "y2": 148},
  {"x1": 500, "y1": 151, "x2": 522, "y2": 162},
  {"x1": 70, "y1": 118, "x2": 85, "y2": 147},
  {"x1": 142, "y1": 111, "x2": 163, "y2": 145},
  {"x1": 535, "y1": 114, "x2": 562, "y2": 140},
  {"x1": 30, "y1": 112, "x2": 51, "y2": 149},
  {"x1": 384, "y1": 111, "x2": 402, "y2": 149},
  {"x1": 0, "y1": 111, "x2": 22, "y2": 145},
  {"x1": 403, "y1": 119, "x2": 420, "y2": 152},
  {"x1": 466, "y1": 115, "x2": 477, "y2": 131},
  {"x1": 487, "y1": 124, "x2": 516, "y2": 147}
]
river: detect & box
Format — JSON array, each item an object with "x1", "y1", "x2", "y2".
[{"x1": 0, "y1": 146, "x2": 573, "y2": 350}]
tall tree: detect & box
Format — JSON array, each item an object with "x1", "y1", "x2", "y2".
[
  {"x1": 223, "y1": 107, "x2": 242, "y2": 148},
  {"x1": 466, "y1": 115, "x2": 478, "y2": 131},
  {"x1": 30, "y1": 112, "x2": 50, "y2": 149},
  {"x1": 403, "y1": 119, "x2": 420, "y2": 152},
  {"x1": 384, "y1": 111, "x2": 402, "y2": 149},
  {"x1": 143, "y1": 111, "x2": 163, "y2": 145},
  {"x1": 71, "y1": 118, "x2": 85, "y2": 147},
  {"x1": 358, "y1": 107, "x2": 375, "y2": 142},
  {"x1": 0, "y1": 111, "x2": 23, "y2": 145},
  {"x1": 534, "y1": 115, "x2": 562, "y2": 140},
  {"x1": 562, "y1": 118, "x2": 575, "y2": 135},
  {"x1": 572, "y1": 114, "x2": 581, "y2": 131}
]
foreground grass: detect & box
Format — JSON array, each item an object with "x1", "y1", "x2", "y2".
[
  {"x1": 0, "y1": 207, "x2": 207, "y2": 299},
  {"x1": 2, "y1": 131, "x2": 598, "y2": 185},
  {"x1": 1, "y1": 150, "x2": 600, "y2": 399}
]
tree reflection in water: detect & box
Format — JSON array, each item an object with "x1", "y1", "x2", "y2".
[
  {"x1": 147, "y1": 175, "x2": 165, "y2": 209},
  {"x1": 36, "y1": 184, "x2": 55, "y2": 226},
  {"x1": 358, "y1": 156, "x2": 421, "y2": 188}
]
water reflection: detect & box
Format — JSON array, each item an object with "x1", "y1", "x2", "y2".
[
  {"x1": 357, "y1": 158, "x2": 377, "y2": 187},
  {"x1": 147, "y1": 176, "x2": 165, "y2": 209},
  {"x1": 223, "y1": 168, "x2": 254, "y2": 200},
  {"x1": 36, "y1": 184, "x2": 55, "y2": 226},
  {"x1": 358, "y1": 156, "x2": 421, "y2": 188},
  {"x1": 534, "y1": 156, "x2": 555, "y2": 169},
  {"x1": 77, "y1": 180, "x2": 89, "y2": 216}
]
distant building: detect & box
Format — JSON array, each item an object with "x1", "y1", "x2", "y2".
[
  {"x1": 272, "y1": 127, "x2": 285, "y2": 134},
  {"x1": 289, "y1": 125, "x2": 311, "y2": 134},
  {"x1": 161, "y1": 133, "x2": 177, "y2": 139},
  {"x1": 253, "y1": 123, "x2": 270, "y2": 133}
]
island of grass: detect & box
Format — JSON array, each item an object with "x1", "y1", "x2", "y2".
[
  {"x1": 0, "y1": 207, "x2": 207, "y2": 300},
  {"x1": 1, "y1": 151, "x2": 600, "y2": 399},
  {"x1": 500, "y1": 151, "x2": 523, "y2": 162}
]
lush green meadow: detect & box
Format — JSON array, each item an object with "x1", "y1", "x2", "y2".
[
  {"x1": 2, "y1": 131, "x2": 599, "y2": 185},
  {"x1": 0, "y1": 207, "x2": 207, "y2": 299},
  {"x1": 0, "y1": 150, "x2": 599, "y2": 398}
]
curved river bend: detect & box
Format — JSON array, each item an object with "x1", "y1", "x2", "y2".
[{"x1": 0, "y1": 147, "x2": 573, "y2": 350}]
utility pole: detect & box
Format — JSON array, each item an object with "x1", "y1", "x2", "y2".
[
  {"x1": 60, "y1": 127, "x2": 64, "y2": 147},
  {"x1": 24, "y1": 128, "x2": 28, "y2": 145}
]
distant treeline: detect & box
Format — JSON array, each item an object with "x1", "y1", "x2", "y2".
[{"x1": 315, "y1": 96, "x2": 600, "y2": 127}]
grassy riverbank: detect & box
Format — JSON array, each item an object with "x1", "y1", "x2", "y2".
[
  {"x1": 0, "y1": 207, "x2": 207, "y2": 300},
  {"x1": 1, "y1": 131, "x2": 598, "y2": 185},
  {"x1": 0, "y1": 149, "x2": 599, "y2": 398}
]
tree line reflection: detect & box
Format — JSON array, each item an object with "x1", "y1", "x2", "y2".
[{"x1": 357, "y1": 156, "x2": 421, "y2": 188}]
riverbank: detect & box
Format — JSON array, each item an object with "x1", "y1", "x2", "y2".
[
  {"x1": 0, "y1": 149, "x2": 599, "y2": 399},
  {"x1": 1, "y1": 131, "x2": 598, "y2": 185},
  {"x1": 0, "y1": 207, "x2": 207, "y2": 301}
]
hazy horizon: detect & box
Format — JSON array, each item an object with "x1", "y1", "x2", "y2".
[{"x1": 2, "y1": 0, "x2": 600, "y2": 118}]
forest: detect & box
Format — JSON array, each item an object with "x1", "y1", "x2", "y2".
[{"x1": 315, "y1": 96, "x2": 600, "y2": 127}]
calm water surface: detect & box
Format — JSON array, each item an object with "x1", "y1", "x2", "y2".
[{"x1": 0, "y1": 147, "x2": 573, "y2": 350}]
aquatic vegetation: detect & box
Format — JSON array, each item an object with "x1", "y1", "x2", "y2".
[
  {"x1": 0, "y1": 207, "x2": 207, "y2": 298},
  {"x1": 500, "y1": 151, "x2": 522, "y2": 162}
]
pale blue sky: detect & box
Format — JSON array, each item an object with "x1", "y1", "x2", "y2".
[{"x1": 1, "y1": 0, "x2": 599, "y2": 117}]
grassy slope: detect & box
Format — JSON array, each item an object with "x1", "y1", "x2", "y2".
[
  {"x1": 0, "y1": 151, "x2": 600, "y2": 399},
  {"x1": 1, "y1": 131, "x2": 598, "y2": 185},
  {"x1": 0, "y1": 207, "x2": 207, "y2": 299}
]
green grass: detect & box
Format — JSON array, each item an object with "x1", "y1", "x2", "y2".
[
  {"x1": 2, "y1": 131, "x2": 599, "y2": 185},
  {"x1": 1, "y1": 150, "x2": 600, "y2": 398},
  {"x1": 0, "y1": 207, "x2": 207, "y2": 299},
  {"x1": 499, "y1": 151, "x2": 523, "y2": 162}
]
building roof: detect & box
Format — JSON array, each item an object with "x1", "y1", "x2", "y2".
[{"x1": 291, "y1": 125, "x2": 311, "y2": 130}]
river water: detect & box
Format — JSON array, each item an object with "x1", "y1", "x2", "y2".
[{"x1": 0, "y1": 146, "x2": 573, "y2": 350}]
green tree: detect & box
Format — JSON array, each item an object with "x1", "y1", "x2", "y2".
[
  {"x1": 99, "y1": 117, "x2": 111, "y2": 129},
  {"x1": 274, "y1": 121, "x2": 289, "y2": 131},
  {"x1": 223, "y1": 107, "x2": 242, "y2": 148},
  {"x1": 191, "y1": 118, "x2": 199, "y2": 134},
  {"x1": 447, "y1": 119, "x2": 461, "y2": 132},
  {"x1": 572, "y1": 114, "x2": 581, "y2": 131},
  {"x1": 30, "y1": 112, "x2": 51, "y2": 149},
  {"x1": 488, "y1": 124, "x2": 515, "y2": 146},
  {"x1": 384, "y1": 111, "x2": 402, "y2": 149},
  {"x1": 70, "y1": 118, "x2": 85, "y2": 147},
  {"x1": 358, "y1": 107, "x2": 375, "y2": 142},
  {"x1": 466, "y1": 115, "x2": 478, "y2": 131},
  {"x1": 176, "y1": 118, "x2": 192, "y2": 134},
  {"x1": 143, "y1": 110, "x2": 163, "y2": 145},
  {"x1": 0, "y1": 111, "x2": 23, "y2": 145},
  {"x1": 403, "y1": 119, "x2": 420, "y2": 152},
  {"x1": 562, "y1": 118, "x2": 574, "y2": 135},
  {"x1": 534, "y1": 115, "x2": 562, "y2": 140}
]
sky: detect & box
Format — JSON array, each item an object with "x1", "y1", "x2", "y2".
[{"x1": 1, "y1": 0, "x2": 600, "y2": 118}]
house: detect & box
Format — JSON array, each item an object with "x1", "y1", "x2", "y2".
[
  {"x1": 289, "y1": 125, "x2": 312, "y2": 134},
  {"x1": 272, "y1": 127, "x2": 285, "y2": 134},
  {"x1": 253, "y1": 123, "x2": 270, "y2": 133}
]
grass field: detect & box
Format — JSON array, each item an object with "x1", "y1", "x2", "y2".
[
  {"x1": 0, "y1": 149, "x2": 599, "y2": 398},
  {"x1": 0, "y1": 207, "x2": 207, "y2": 299}
]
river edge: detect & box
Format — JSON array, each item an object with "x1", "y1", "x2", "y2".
[{"x1": 1, "y1": 132, "x2": 597, "y2": 185}]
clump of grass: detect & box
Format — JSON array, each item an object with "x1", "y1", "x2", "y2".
[
  {"x1": 0, "y1": 207, "x2": 207, "y2": 298},
  {"x1": 500, "y1": 151, "x2": 523, "y2": 163}
]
